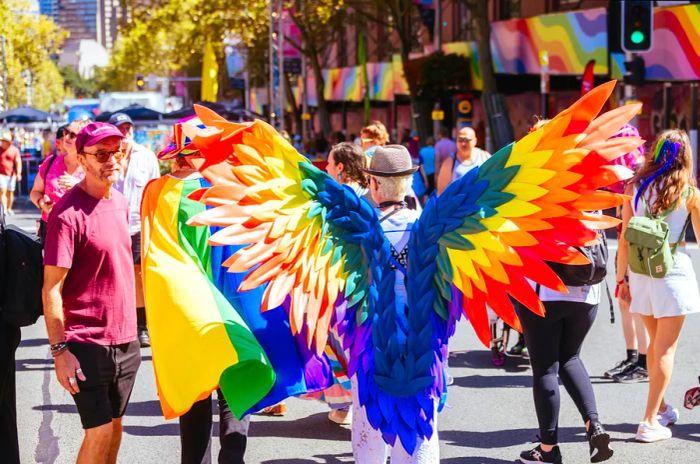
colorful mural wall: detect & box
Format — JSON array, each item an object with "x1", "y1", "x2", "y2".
[
  {"x1": 642, "y1": 4, "x2": 700, "y2": 81},
  {"x1": 490, "y1": 7, "x2": 607, "y2": 75}
]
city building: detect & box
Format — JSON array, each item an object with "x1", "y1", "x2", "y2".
[{"x1": 263, "y1": 0, "x2": 699, "y2": 157}]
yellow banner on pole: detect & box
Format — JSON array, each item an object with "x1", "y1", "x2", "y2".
[{"x1": 201, "y1": 41, "x2": 219, "y2": 102}]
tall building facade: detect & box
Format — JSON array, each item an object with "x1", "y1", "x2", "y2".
[{"x1": 54, "y1": 0, "x2": 128, "y2": 51}]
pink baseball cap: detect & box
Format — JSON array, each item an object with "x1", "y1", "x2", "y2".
[{"x1": 76, "y1": 122, "x2": 124, "y2": 153}]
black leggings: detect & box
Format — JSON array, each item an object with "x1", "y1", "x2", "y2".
[
  {"x1": 516, "y1": 300, "x2": 599, "y2": 445},
  {"x1": 179, "y1": 389, "x2": 247, "y2": 464}
]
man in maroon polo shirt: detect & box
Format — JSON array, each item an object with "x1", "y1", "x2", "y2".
[{"x1": 42, "y1": 122, "x2": 141, "y2": 464}]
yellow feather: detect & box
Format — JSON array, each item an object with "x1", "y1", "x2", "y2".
[
  {"x1": 496, "y1": 199, "x2": 542, "y2": 218},
  {"x1": 503, "y1": 182, "x2": 549, "y2": 201},
  {"x1": 512, "y1": 168, "x2": 556, "y2": 185}
]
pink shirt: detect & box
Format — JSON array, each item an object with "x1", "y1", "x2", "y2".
[
  {"x1": 38, "y1": 155, "x2": 85, "y2": 221},
  {"x1": 44, "y1": 187, "x2": 136, "y2": 345}
]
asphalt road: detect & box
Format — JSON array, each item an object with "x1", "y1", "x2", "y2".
[{"x1": 7, "y1": 199, "x2": 700, "y2": 463}]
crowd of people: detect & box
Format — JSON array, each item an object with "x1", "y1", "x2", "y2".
[{"x1": 1, "y1": 90, "x2": 700, "y2": 464}]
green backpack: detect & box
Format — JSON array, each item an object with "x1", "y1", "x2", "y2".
[{"x1": 625, "y1": 193, "x2": 690, "y2": 278}]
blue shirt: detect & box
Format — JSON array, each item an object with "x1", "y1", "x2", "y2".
[{"x1": 419, "y1": 146, "x2": 436, "y2": 175}]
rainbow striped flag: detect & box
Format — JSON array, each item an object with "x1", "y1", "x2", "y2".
[{"x1": 141, "y1": 175, "x2": 274, "y2": 419}]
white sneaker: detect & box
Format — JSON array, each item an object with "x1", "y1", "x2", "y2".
[
  {"x1": 635, "y1": 421, "x2": 672, "y2": 443},
  {"x1": 657, "y1": 404, "x2": 679, "y2": 427}
]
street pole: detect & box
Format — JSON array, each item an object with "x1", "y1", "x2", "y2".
[
  {"x1": 268, "y1": 2, "x2": 275, "y2": 126},
  {"x1": 277, "y1": 0, "x2": 285, "y2": 134},
  {"x1": 433, "y1": 0, "x2": 442, "y2": 138},
  {"x1": 539, "y1": 51, "x2": 549, "y2": 119},
  {"x1": 300, "y1": 0, "x2": 308, "y2": 144}
]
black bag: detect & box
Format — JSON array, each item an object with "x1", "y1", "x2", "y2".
[
  {"x1": 0, "y1": 203, "x2": 44, "y2": 327},
  {"x1": 546, "y1": 232, "x2": 609, "y2": 287}
]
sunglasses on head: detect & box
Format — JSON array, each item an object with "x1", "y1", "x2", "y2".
[
  {"x1": 83, "y1": 148, "x2": 124, "y2": 163},
  {"x1": 457, "y1": 137, "x2": 473, "y2": 143}
]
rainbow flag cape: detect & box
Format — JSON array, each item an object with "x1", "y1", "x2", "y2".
[{"x1": 141, "y1": 175, "x2": 275, "y2": 419}]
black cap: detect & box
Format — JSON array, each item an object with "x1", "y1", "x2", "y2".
[{"x1": 108, "y1": 112, "x2": 134, "y2": 127}]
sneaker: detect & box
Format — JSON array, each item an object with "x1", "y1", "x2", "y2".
[
  {"x1": 587, "y1": 421, "x2": 613, "y2": 462},
  {"x1": 604, "y1": 358, "x2": 635, "y2": 379},
  {"x1": 519, "y1": 444, "x2": 563, "y2": 464},
  {"x1": 507, "y1": 339, "x2": 527, "y2": 357},
  {"x1": 612, "y1": 364, "x2": 648, "y2": 384},
  {"x1": 328, "y1": 407, "x2": 352, "y2": 425},
  {"x1": 657, "y1": 404, "x2": 679, "y2": 427},
  {"x1": 138, "y1": 327, "x2": 151, "y2": 348},
  {"x1": 635, "y1": 421, "x2": 672, "y2": 443}
]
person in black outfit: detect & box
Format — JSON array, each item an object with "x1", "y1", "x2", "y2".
[
  {"x1": 180, "y1": 390, "x2": 248, "y2": 464},
  {"x1": 0, "y1": 320, "x2": 21, "y2": 464},
  {"x1": 516, "y1": 292, "x2": 613, "y2": 464}
]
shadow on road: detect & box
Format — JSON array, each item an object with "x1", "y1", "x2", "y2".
[
  {"x1": 442, "y1": 458, "x2": 516, "y2": 463},
  {"x1": 16, "y1": 357, "x2": 53, "y2": 371},
  {"x1": 452, "y1": 374, "x2": 531, "y2": 389},
  {"x1": 261, "y1": 452, "x2": 353, "y2": 463},
  {"x1": 449, "y1": 350, "x2": 531, "y2": 373},
  {"x1": 250, "y1": 412, "x2": 351, "y2": 441},
  {"x1": 442, "y1": 422, "x2": 700, "y2": 449},
  {"x1": 18, "y1": 337, "x2": 49, "y2": 347}
]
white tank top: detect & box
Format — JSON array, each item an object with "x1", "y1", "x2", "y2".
[
  {"x1": 451, "y1": 148, "x2": 490, "y2": 182},
  {"x1": 632, "y1": 186, "x2": 691, "y2": 243}
]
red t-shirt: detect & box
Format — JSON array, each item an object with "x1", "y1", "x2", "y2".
[
  {"x1": 0, "y1": 144, "x2": 20, "y2": 176},
  {"x1": 44, "y1": 186, "x2": 137, "y2": 345}
]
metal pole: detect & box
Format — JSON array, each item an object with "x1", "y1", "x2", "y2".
[
  {"x1": 277, "y1": 0, "x2": 285, "y2": 134},
  {"x1": 268, "y1": 2, "x2": 275, "y2": 124},
  {"x1": 433, "y1": 1, "x2": 442, "y2": 138},
  {"x1": 301, "y1": 0, "x2": 308, "y2": 144},
  {"x1": 434, "y1": 0, "x2": 442, "y2": 51},
  {"x1": 690, "y1": 82, "x2": 698, "y2": 178},
  {"x1": 539, "y1": 51, "x2": 549, "y2": 119}
]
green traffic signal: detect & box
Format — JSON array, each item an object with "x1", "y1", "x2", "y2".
[{"x1": 631, "y1": 30, "x2": 645, "y2": 44}]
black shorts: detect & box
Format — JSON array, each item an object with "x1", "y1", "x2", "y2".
[
  {"x1": 130, "y1": 232, "x2": 141, "y2": 265},
  {"x1": 68, "y1": 340, "x2": 141, "y2": 429}
]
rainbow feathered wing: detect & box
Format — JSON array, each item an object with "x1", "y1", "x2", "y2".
[{"x1": 186, "y1": 81, "x2": 643, "y2": 453}]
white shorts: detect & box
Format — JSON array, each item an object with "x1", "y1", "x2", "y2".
[
  {"x1": 0, "y1": 174, "x2": 16, "y2": 191},
  {"x1": 629, "y1": 251, "x2": 700, "y2": 318}
]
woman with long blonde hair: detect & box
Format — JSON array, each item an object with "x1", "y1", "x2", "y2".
[{"x1": 617, "y1": 129, "x2": 700, "y2": 443}]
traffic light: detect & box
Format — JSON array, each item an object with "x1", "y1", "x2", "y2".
[
  {"x1": 136, "y1": 74, "x2": 145, "y2": 91},
  {"x1": 624, "y1": 55, "x2": 645, "y2": 87},
  {"x1": 622, "y1": 0, "x2": 653, "y2": 53}
]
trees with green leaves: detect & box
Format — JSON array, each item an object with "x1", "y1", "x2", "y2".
[
  {"x1": 284, "y1": 0, "x2": 346, "y2": 136},
  {"x1": 99, "y1": 0, "x2": 269, "y2": 98},
  {"x1": 459, "y1": 0, "x2": 514, "y2": 150},
  {"x1": 0, "y1": 0, "x2": 67, "y2": 110}
]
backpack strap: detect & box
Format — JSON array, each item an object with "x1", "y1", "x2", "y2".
[
  {"x1": 41, "y1": 154, "x2": 58, "y2": 180},
  {"x1": 671, "y1": 214, "x2": 691, "y2": 253}
]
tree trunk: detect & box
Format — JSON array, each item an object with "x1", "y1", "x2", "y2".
[
  {"x1": 284, "y1": 72, "x2": 302, "y2": 135},
  {"x1": 469, "y1": 0, "x2": 514, "y2": 151},
  {"x1": 309, "y1": 53, "x2": 332, "y2": 136}
]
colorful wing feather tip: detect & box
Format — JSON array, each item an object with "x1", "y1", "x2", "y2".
[{"x1": 416, "y1": 81, "x2": 640, "y2": 349}]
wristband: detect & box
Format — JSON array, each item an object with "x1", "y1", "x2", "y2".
[{"x1": 50, "y1": 341, "x2": 68, "y2": 354}]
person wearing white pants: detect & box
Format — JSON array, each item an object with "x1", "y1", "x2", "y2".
[{"x1": 350, "y1": 377, "x2": 439, "y2": 464}]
